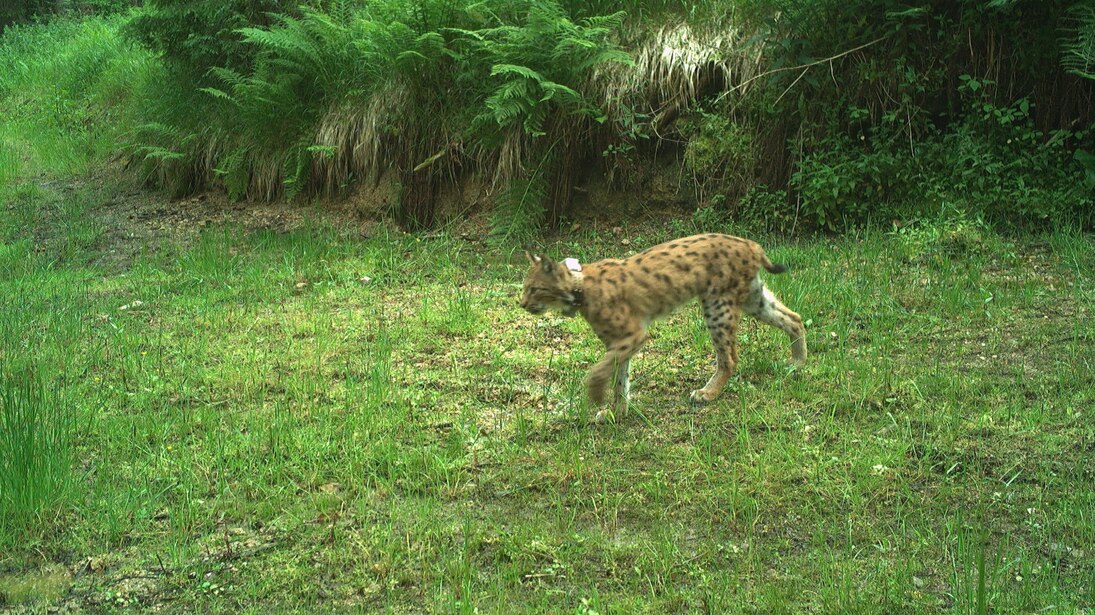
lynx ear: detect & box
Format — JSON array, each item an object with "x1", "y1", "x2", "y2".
[
  {"x1": 539, "y1": 255, "x2": 555, "y2": 274},
  {"x1": 524, "y1": 251, "x2": 541, "y2": 265}
]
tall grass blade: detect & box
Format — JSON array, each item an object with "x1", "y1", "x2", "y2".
[{"x1": 0, "y1": 363, "x2": 74, "y2": 538}]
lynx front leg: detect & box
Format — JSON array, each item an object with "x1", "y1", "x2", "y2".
[
  {"x1": 588, "y1": 331, "x2": 646, "y2": 423},
  {"x1": 691, "y1": 302, "x2": 741, "y2": 404}
]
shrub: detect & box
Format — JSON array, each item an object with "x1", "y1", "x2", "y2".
[
  {"x1": 790, "y1": 134, "x2": 916, "y2": 229},
  {"x1": 787, "y1": 87, "x2": 1093, "y2": 229},
  {"x1": 125, "y1": 0, "x2": 311, "y2": 79},
  {"x1": 681, "y1": 108, "x2": 756, "y2": 205},
  {"x1": 129, "y1": 0, "x2": 629, "y2": 230},
  {"x1": 729, "y1": 0, "x2": 1093, "y2": 228},
  {"x1": 736, "y1": 185, "x2": 795, "y2": 233}
]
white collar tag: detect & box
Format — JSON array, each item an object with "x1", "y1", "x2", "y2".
[{"x1": 563, "y1": 257, "x2": 582, "y2": 272}]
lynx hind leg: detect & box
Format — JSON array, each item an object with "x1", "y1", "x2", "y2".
[
  {"x1": 744, "y1": 277, "x2": 807, "y2": 365},
  {"x1": 691, "y1": 299, "x2": 741, "y2": 404}
]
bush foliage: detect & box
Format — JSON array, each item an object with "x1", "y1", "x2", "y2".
[
  {"x1": 2, "y1": 0, "x2": 1092, "y2": 230},
  {"x1": 733, "y1": 0, "x2": 1094, "y2": 227},
  {"x1": 1, "y1": 1, "x2": 59, "y2": 31}
]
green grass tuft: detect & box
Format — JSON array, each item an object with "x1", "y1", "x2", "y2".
[{"x1": 0, "y1": 363, "x2": 75, "y2": 539}]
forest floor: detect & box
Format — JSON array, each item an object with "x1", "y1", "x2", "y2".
[{"x1": 0, "y1": 172, "x2": 1092, "y2": 613}]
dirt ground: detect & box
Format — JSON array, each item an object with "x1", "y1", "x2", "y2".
[{"x1": 36, "y1": 156, "x2": 701, "y2": 273}]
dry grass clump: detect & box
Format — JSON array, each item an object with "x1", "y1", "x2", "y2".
[
  {"x1": 595, "y1": 18, "x2": 764, "y2": 133},
  {"x1": 313, "y1": 93, "x2": 407, "y2": 195}
]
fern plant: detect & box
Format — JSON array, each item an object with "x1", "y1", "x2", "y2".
[
  {"x1": 191, "y1": 3, "x2": 463, "y2": 201},
  {"x1": 462, "y1": 1, "x2": 629, "y2": 141},
  {"x1": 452, "y1": 0, "x2": 630, "y2": 234},
  {"x1": 1063, "y1": 4, "x2": 1095, "y2": 80},
  {"x1": 128, "y1": 0, "x2": 633, "y2": 228},
  {"x1": 488, "y1": 161, "x2": 550, "y2": 243}
]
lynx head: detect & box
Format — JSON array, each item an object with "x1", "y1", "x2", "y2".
[{"x1": 520, "y1": 252, "x2": 580, "y2": 316}]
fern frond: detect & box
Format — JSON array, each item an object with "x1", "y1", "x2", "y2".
[
  {"x1": 415, "y1": 31, "x2": 446, "y2": 49},
  {"x1": 199, "y1": 87, "x2": 239, "y2": 105},
  {"x1": 446, "y1": 27, "x2": 485, "y2": 41},
  {"x1": 491, "y1": 63, "x2": 546, "y2": 81},
  {"x1": 539, "y1": 81, "x2": 581, "y2": 102},
  {"x1": 581, "y1": 11, "x2": 626, "y2": 31},
  {"x1": 208, "y1": 67, "x2": 247, "y2": 88},
  {"x1": 136, "y1": 145, "x2": 187, "y2": 162},
  {"x1": 397, "y1": 50, "x2": 430, "y2": 62},
  {"x1": 1062, "y1": 5, "x2": 1095, "y2": 80},
  {"x1": 489, "y1": 168, "x2": 548, "y2": 244}
]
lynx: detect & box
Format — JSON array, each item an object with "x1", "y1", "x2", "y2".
[{"x1": 520, "y1": 233, "x2": 807, "y2": 423}]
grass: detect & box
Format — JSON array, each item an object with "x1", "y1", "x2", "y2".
[
  {"x1": 0, "y1": 178, "x2": 1092, "y2": 612},
  {"x1": 0, "y1": 16, "x2": 154, "y2": 188}
]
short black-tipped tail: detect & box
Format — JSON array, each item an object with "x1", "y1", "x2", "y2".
[{"x1": 762, "y1": 256, "x2": 788, "y2": 274}]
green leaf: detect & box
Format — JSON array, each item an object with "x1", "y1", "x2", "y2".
[{"x1": 491, "y1": 64, "x2": 546, "y2": 83}]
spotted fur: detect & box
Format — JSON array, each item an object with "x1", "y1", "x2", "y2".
[{"x1": 520, "y1": 233, "x2": 807, "y2": 423}]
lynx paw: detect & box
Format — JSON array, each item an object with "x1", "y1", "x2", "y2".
[{"x1": 690, "y1": 389, "x2": 716, "y2": 405}]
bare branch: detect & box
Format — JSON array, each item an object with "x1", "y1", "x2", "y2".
[{"x1": 720, "y1": 35, "x2": 889, "y2": 99}]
